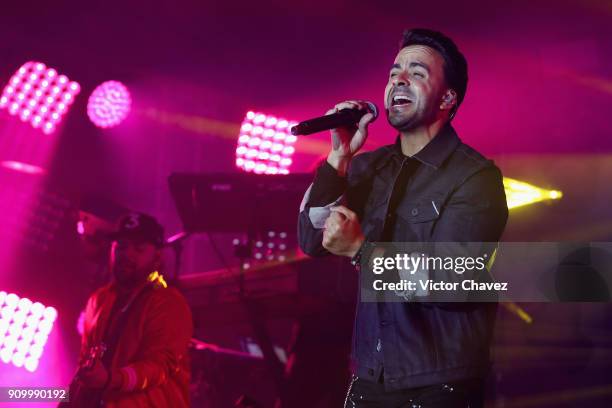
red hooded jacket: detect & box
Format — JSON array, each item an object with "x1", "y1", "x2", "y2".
[{"x1": 80, "y1": 277, "x2": 193, "y2": 407}]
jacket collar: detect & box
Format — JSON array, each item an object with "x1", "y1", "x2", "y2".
[{"x1": 390, "y1": 123, "x2": 460, "y2": 169}]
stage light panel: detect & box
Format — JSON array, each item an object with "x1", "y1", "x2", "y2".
[
  {"x1": 0, "y1": 291, "x2": 57, "y2": 372},
  {"x1": 236, "y1": 111, "x2": 298, "y2": 174},
  {"x1": 87, "y1": 80, "x2": 132, "y2": 128},
  {"x1": 0, "y1": 62, "x2": 80, "y2": 134}
]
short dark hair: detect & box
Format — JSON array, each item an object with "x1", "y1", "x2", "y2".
[{"x1": 400, "y1": 28, "x2": 468, "y2": 115}]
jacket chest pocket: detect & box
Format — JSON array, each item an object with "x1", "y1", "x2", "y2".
[{"x1": 396, "y1": 197, "x2": 444, "y2": 240}]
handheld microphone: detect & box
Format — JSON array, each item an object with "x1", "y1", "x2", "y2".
[{"x1": 290, "y1": 102, "x2": 378, "y2": 136}]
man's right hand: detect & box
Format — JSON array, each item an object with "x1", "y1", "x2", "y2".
[{"x1": 326, "y1": 100, "x2": 376, "y2": 176}]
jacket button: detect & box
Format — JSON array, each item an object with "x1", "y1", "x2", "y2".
[{"x1": 411, "y1": 208, "x2": 419, "y2": 216}]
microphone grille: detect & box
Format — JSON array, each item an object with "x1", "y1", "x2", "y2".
[{"x1": 366, "y1": 101, "x2": 379, "y2": 120}]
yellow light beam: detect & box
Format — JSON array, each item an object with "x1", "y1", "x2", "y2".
[
  {"x1": 138, "y1": 107, "x2": 332, "y2": 155},
  {"x1": 503, "y1": 177, "x2": 563, "y2": 210},
  {"x1": 137, "y1": 108, "x2": 240, "y2": 139},
  {"x1": 501, "y1": 302, "x2": 533, "y2": 324}
]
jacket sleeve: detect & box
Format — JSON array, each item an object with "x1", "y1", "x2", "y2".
[
  {"x1": 112, "y1": 289, "x2": 193, "y2": 392},
  {"x1": 297, "y1": 161, "x2": 349, "y2": 257},
  {"x1": 79, "y1": 295, "x2": 96, "y2": 365}
]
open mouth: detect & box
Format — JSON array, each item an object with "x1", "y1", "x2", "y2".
[{"x1": 391, "y1": 95, "x2": 413, "y2": 107}]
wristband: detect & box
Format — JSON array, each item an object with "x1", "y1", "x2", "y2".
[{"x1": 350, "y1": 241, "x2": 367, "y2": 268}]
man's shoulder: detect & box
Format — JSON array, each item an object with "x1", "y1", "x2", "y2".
[
  {"x1": 145, "y1": 286, "x2": 192, "y2": 330},
  {"x1": 447, "y1": 138, "x2": 501, "y2": 177},
  {"x1": 149, "y1": 285, "x2": 190, "y2": 310}
]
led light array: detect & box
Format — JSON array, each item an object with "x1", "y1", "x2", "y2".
[
  {"x1": 0, "y1": 291, "x2": 57, "y2": 372},
  {"x1": 0, "y1": 182, "x2": 73, "y2": 253},
  {"x1": 0, "y1": 62, "x2": 80, "y2": 134},
  {"x1": 87, "y1": 80, "x2": 132, "y2": 128},
  {"x1": 236, "y1": 111, "x2": 298, "y2": 175}
]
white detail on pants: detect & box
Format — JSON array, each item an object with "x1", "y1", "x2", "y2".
[{"x1": 344, "y1": 375, "x2": 358, "y2": 408}]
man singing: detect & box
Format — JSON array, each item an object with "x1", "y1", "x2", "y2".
[
  {"x1": 68, "y1": 213, "x2": 193, "y2": 407},
  {"x1": 298, "y1": 29, "x2": 508, "y2": 407}
]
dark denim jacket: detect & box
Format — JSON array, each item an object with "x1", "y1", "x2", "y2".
[{"x1": 298, "y1": 124, "x2": 508, "y2": 391}]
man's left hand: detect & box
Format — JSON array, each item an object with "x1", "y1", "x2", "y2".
[
  {"x1": 79, "y1": 359, "x2": 109, "y2": 389},
  {"x1": 322, "y1": 205, "x2": 365, "y2": 257}
]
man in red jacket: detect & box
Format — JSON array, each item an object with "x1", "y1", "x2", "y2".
[{"x1": 71, "y1": 213, "x2": 193, "y2": 407}]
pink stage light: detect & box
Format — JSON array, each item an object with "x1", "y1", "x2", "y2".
[
  {"x1": 1, "y1": 161, "x2": 46, "y2": 175},
  {"x1": 236, "y1": 111, "x2": 298, "y2": 175},
  {"x1": 87, "y1": 80, "x2": 132, "y2": 128},
  {"x1": 0, "y1": 62, "x2": 81, "y2": 134},
  {"x1": 0, "y1": 291, "x2": 57, "y2": 372}
]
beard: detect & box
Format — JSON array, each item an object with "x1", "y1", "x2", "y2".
[
  {"x1": 386, "y1": 93, "x2": 441, "y2": 132},
  {"x1": 112, "y1": 261, "x2": 152, "y2": 287},
  {"x1": 386, "y1": 101, "x2": 430, "y2": 131},
  {"x1": 387, "y1": 108, "x2": 419, "y2": 131}
]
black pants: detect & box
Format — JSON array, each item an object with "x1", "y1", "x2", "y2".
[{"x1": 344, "y1": 376, "x2": 485, "y2": 408}]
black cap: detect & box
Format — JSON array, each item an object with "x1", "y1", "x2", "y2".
[{"x1": 109, "y1": 213, "x2": 165, "y2": 248}]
